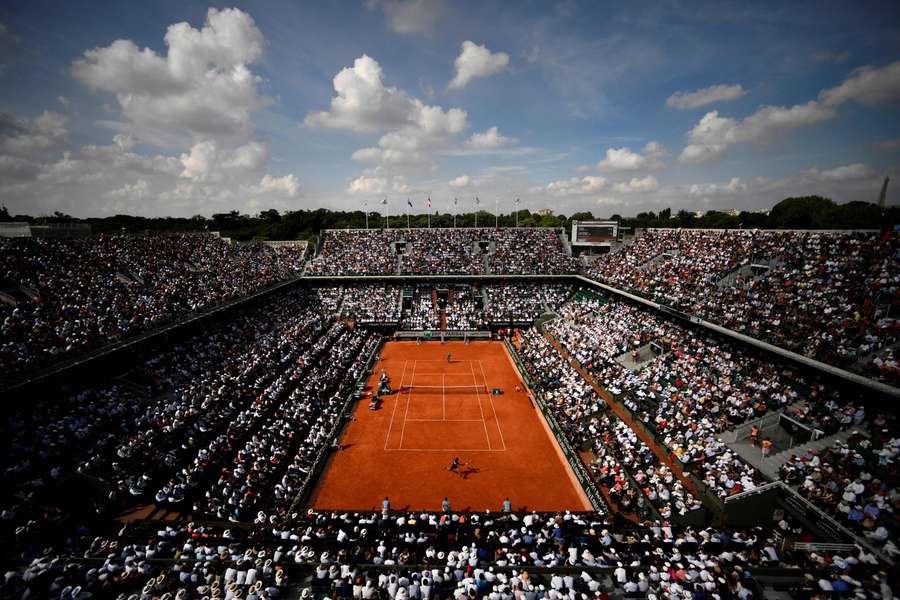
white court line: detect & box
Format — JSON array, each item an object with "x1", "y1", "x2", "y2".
[
  {"x1": 405, "y1": 418, "x2": 485, "y2": 422},
  {"x1": 397, "y1": 360, "x2": 417, "y2": 450},
  {"x1": 479, "y1": 359, "x2": 507, "y2": 451},
  {"x1": 384, "y1": 447, "x2": 506, "y2": 452},
  {"x1": 470, "y1": 360, "x2": 493, "y2": 451},
  {"x1": 442, "y1": 373, "x2": 446, "y2": 421},
  {"x1": 383, "y1": 359, "x2": 409, "y2": 451}
]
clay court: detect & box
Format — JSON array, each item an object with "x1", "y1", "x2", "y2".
[{"x1": 307, "y1": 340, "x2": 591, "y2": 512}]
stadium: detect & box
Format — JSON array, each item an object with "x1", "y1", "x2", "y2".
[
  {"x1": 2, "y1": 2, "x2": 900, "y2": 599},
  {"x1": 2, "y1": 216, "x2": 898, "y2": 600}
]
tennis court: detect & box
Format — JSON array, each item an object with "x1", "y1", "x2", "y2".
[
  {"x1": 307, "y1": 340, "x2": 591, "y2": 512},
  {"x1": 383, "y1": 358, "x2": 505, "y2": 451}
]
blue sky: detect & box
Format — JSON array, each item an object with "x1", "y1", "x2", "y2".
[{"x1": 1, "y1": 0, "x2": 899, "y2": 217}]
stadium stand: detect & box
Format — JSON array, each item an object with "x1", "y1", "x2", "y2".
[
  {"x1": 0, "y1": 233, "x2": 306, "y2": 382},
  {"x1": 584, "y1": 229, "x2": 900, "y2": 384},
  {"x1": 2, "y1": 224, "x2": 899, "y2": 600},
  {"x1": 307, "y1": 228, "x2": 578, "y2": 276}
]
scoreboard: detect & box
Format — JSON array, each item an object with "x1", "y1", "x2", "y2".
[{"x1": 571, "y1": 220, "x2": 618, "y2": 246}]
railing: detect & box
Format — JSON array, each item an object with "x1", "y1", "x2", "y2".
[
  {"x1": 793, "y1": 542, "x2": 859, "y2": 554},
  {"x1": 724, "y1": 480, "x2": 782, "y2": 503},
  {"x1": 722, "y1": 411, "x2": 784, "y2": 443}
]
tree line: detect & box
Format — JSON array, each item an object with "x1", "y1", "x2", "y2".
[{"x1": 1, "y1": 196, "x2": 896, "y2": 243}]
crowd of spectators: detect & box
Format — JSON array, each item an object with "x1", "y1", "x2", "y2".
[
  {"x1": 580, "y1": 412, "x2": 703, "y2": 521},
  {"x1": 514, "y1": 327, "x2": 704, "y2": 524},
  {"x1": 5, "y1": 225, "x2": 900, "y2": 600},
  {"x1": 403, "y1": 290, "x2": 442, "y2": 331},
  {"x1": 306, "y1": 230, "x2": 399, "y2": 276},
  {"x1": 303, "y1": 284, "x2": 573, "y2": 330},
  {"x1": 0, "y1": 234, "x2": 306, "y2": 382},
  {"x1": 585, "y1": 229, "x2": 900, "y2": 383},
  {"x1": 3, "y1": 288, "x2": 381, "y2": 557},
  {"x1": 444, "y1": 287, "x2": 487, "y2": 330},
  {"x1": 9, "y1": 506, "x2": 895, "y2": 600},
  {"x1": 485, "y1": 284, "x2": 571, "y2": 323},
  {"x1": 307, "y1": 228, "x2": 576, "y2": 276},
  {"x1": 543, "y1": 294, "x2": 803, "y2": 499},
  {"x1": 779, "y1": 427, "x2": 899, "y2": 555},
  {"x1": 403, "y1": 229, "x2": 486, "y2": 275},
  {"x1": 489, "y1": 229, "x2": 578, "y2": 275},
  {"x1": 342, "y1": 286, "x2": 402, "y2": 324}
]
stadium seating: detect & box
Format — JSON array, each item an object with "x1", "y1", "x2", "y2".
[
  {"x1": 307, "y1": 228, "x2": 578, "y2": 276},
  {"x1": 0, "y1": 234, "x2": 306, "y2": 381},
  {"x1": 585, "y1": 229, "x2": 900, "y2": 384},
  {"x1": 2, "y1": 225, "x2": 898, "y2": 600}
]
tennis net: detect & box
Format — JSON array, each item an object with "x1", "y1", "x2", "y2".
[{"x1": 398, "y1": 384, "x2": 488, "y2": 394}]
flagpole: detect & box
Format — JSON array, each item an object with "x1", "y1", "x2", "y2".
[
  {"x1": 494, "y1": 198, "x2": 498, "y2": 229},
  {"x1": 474, "y1": 195, "x2": 478, "y2": 229},
  {"x1": 453, "y1": 197, "x2": 457, "y2": 228},
  {"x1": 364, "y1": 200, "x2": 369, "y2": 230},
  {"x1": 427, "y1": 196, "x2": 431, "y2": 228},
  {"x1": 515, "y1": 198, "x2": 520, "y2": 228},
  {"x1": 406, "y1": 198, "x2": 410, "y2": 230}
]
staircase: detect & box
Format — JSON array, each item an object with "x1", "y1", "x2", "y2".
[
  {"x1": 483, "y1": 241, "x2": 496, "y2": 274},
  {"x1": 638, "y1": 251, "x2": 674, "y2": 270},
  {"x1": 557, "y1": 228, "x2": 573, "y2": 256},
  {"x1": 730, "y1": 425, "x2": 867, "y2": 481},
  {"x1": 766, "y1": 426, "x2": 868, "y2": 474}
]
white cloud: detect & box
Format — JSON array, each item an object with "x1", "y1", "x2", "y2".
[
  {"x1": 105, "y1": 179, "x2": 150, "y2": 201},
  {"x1": 819, "y1": 60, "x2": 900, "y2": 107},
  {"x1": 0, "y1": 155, "x2": 41, "y2": 181},
  {"x1": 612, "y1": 175, "x2": 659, "y2": 193},
  {"x1": 72, "y1": 8, "x2": 267, "y2": 145},
  {"x1": 305, "y1": 54, "x2": 466, "y2": 135},
  {"x1": 808, "y1": 163, "x2": 874, "y2": 181},
  {"x1": 666, "y1": 84, "x2": 745, "y2": 109},
  {"x1": 679, "y1": 102, "x2": 834, "y2": 163},
  {"x1": 541, "y1": 175, "x2": 608, "y2": 196},
  {"x1": 597, "y1": 141, "x2": 667, "y2": 171},
  {"x1": 448, "y1": 41, "x2": 509, "y2": 90},
  {"x1": 253, "y1": 173, "x2": 300, "y2": 197},
  {"x1": 367, "y1": 0, "x2": 445, "y2": 34},
  {"x1": 222, "y1": 140, "x2": 268, "y2": 170},
  {"x1": 347, "y1": 174, "x2": 409, "y2": 195},
  {"x1": 309, "y1": 54, "x2": 470, "y2": 187},
  {"x1": 449, "y1": 174, "x2": 472, "y2": 188},
  {"x1": 688, "y1": 177, "x2": 747, "y2": 196},
  {"x1": 57, "y1": 96, "x2": 70, "y2": 107},
  {"x1": 464, "y1": 126, "x2": 517, "y2": 150},
  {"x1": 679, "y1": 61, "x2": 900, "y2": 163},
  {"x1": 0, "y1": 111, "x2": 67, "y2": 159},
  {"x1": 180, "y1": 140, "x2": 219, "y2": 182},
  {"x1": 179, "y1": 139, "x2": 269, "y2": 181}
]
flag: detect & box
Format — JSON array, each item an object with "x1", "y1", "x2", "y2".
[
  {"x1": 381, "y1": 197, "x2": 388, "y2": 205},
  {"x1": 475, "y1": 196, "x2": 480, "y2": 205},
  {"x1": 454, "y1": 197, "x2": 458, "y2": 205},
  {"x1": 407, "y1": 198, "x2": 413, "y2": 208},
  {"x1": 515, "y1": 198, "x2": 520, "y2": 204},
  {"x1": 426, "y1": 197, "x2": 432, "y2": 208}
]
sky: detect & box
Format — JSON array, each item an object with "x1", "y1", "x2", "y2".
[{"x1": 1, "y1": 0, "x2": 899, "y2": 218}]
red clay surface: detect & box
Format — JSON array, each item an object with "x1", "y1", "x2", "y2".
[{"x1": 307, "y1": 340, "x2": 591, "y2": 512}]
